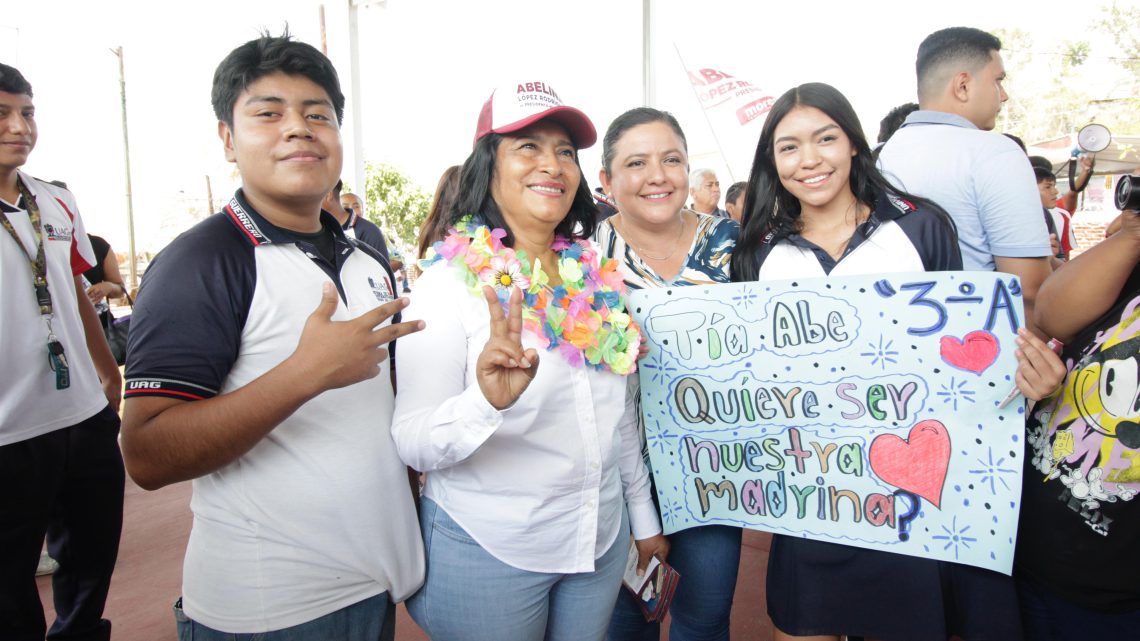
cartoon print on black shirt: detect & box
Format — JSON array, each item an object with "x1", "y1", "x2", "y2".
[{"x1": 1028, "y1": 295, "x2": 1140, "y2": 535}]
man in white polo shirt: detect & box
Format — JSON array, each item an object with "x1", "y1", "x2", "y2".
[
  {"x1": 879, "y1": 26, "x2": 1052, "y2": 336},
  {"x1": 0, "y1": 63, "x2": 125, "y2": 641},
  {"x1": 120, "y1": 34, "x2": 425, "y2": 640}
]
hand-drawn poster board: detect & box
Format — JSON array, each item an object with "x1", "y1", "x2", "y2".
[{"x1": 629, "y1": 272, "x2": 1027, "y2": 574}]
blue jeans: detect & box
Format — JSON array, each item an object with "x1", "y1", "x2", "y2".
[
  {"x1": 607, "y1": 525, "x2": 741, "y2": 641},
  {"x1": 408, "y1": 498, "x2": 629, "y2": 641},
  {"x1": 1017, "y1": 577, "x2": 1140, "y2": 640},
  {"x1": 173, "y1": 593, "x2": 395, "y2": 640}
]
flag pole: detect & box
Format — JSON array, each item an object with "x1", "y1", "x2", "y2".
[{"x1": 673, "y1": 43, "x2": 736, "y2": 183}]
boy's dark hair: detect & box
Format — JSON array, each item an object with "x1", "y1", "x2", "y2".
[
  {"x1": 0, "y1": 63, "x2": 33, "y2": 97},
  {"x1": 877, "y1": 102, "x2": 918, "y2": 144},
  {"x1": 1034, "y1": 166, "x2": 1056, "y2": 184},
  {"x1": 916, "y1": 27, "x2": 1002, "y2": 101},
  {"x1": 600, "y1": 107, "x2": 688, "y2": 176},
  {"x1": 450, "y1": 133, "x2": 598, "y2": 246},
  {"x1": 1028, "y1": 155, "x2": 1053, "y2": 173},
  {"x1": 211, "y1": 31, "x2": 344, "y2": 127},
  {"x1": 332, "y1": 179, "x2": 344, "y2": 196},
  {"x1": 725, "y1": 181, "x2": 747, "y2": 207},
  {"x1": 1003, "y1": 133, "x2": 1027, "y2": 154}
]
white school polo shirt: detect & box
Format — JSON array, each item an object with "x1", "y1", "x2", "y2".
[
  {"x1": 0, "y1": 171, "x2": 104, "y2": 445},
  {"x1": 125, "y1": 190, "x2": 424, "y2": 633}
]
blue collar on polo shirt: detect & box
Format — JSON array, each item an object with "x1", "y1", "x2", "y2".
[
  {"x1": 900, "y1": 110, "x2": 979, "y2": 131},
  {"x1": 763, "y1": 189, "x2": 918, "y2": 246}
]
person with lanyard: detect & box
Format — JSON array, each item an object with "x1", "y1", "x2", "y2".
[
  {"x1": 0, "y1": 62, "x2": 125, "y2": 641},
  {"x1": 731, "y1": 82, "x2": 1064, "y2": 641},
  {"x1": 593, "y1": 106, "x2": 741, "y2": 641},
  {"x1": 393, "y1": 81, "x2": 667, "y2": 640}
]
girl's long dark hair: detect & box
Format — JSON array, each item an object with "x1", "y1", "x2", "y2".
[
  {"x1": 448, "y1": 131, "x2": 598, "y2": 245},
  {"x1": 417, "y1": 165, "x2": 460, "y2": 260},
  {"x1": 731, "y1": 82, "x2": 956, "y2": 282}
]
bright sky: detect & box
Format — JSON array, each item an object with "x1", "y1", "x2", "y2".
[{"x1": 2, "y1": 0, "x2": 1132, "y2": 256}]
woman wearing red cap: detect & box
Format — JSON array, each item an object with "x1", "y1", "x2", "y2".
[{"x1": 393, "y1": 82, "x2": 667, "y2": 640}]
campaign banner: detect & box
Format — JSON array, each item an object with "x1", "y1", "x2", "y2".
[
  {"x1": 629, "y1": 272, "x2": 1027, "y2": 574},
  {"x1": 674, "y1": 45, "x2": 779, "y2": 180}
]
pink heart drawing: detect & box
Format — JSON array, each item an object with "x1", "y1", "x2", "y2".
[
  {"x1": 939, "y1": 330, "x2": 999, "y2": 375},
  {"x1": 869, "y1": 420, "x2": 951, "y2": 509}
]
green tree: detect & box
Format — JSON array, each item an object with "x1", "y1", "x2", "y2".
[
  {"x1": 1096, "y1": 2, "x2": 1140, "y2": 133},
  {"x1": 357, "y1": 162, "x2": 430, "y2": 252},
  {"x1": 994, "y1": 28, "x2": 1093, "y2": 142}
]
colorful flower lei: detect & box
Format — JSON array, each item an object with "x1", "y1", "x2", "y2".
[{"x1": 421, "y1": 217, "x2": 642, "y2": 375}]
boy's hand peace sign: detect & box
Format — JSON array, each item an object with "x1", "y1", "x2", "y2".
[{"x1": 477, "y1": 285, "x2": 540, "y2": 410}]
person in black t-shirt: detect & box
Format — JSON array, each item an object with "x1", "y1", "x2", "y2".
[
  {"x1": 1015, "y1": 207, "x2": 1140, "y2": 639},
  {"x1": 83, "y1": 234, "x2": 127, "y2": 320}
]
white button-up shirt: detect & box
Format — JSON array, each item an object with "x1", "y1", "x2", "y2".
[{"x1": 393, "y1": 260, "x2": 661, "y2": 573}]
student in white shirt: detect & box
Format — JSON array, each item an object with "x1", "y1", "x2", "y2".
[{"x1": 393, "y1": 81, "x2": 667, "y2": 641}]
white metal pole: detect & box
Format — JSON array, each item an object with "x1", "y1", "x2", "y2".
[
  {"x1": 347, "y1": 1, "x2": 367, "y2": 194},
  {"x1": 674, "y1": 43, "x2": 736, "y2": 183},
  {"x1": 112, "y1": 47, "x2": 138, "y2": 291},
  {"x1": 642, "y1": 0, "x2": 654, "y2": 107}
]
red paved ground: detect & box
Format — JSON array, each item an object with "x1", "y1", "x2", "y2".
[{"x1": 37, "y1": 479, "x2": 774, "y2": 640}]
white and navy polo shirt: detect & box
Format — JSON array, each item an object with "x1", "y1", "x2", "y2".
[
  {"x1": 124, "y1": 190, "x2": 424, "y2": 633},
  {"x1": 751, "y1": 191, "x2": 963, "y2": 280}
]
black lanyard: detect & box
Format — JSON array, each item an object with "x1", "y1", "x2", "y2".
[{"x1": 0, "y1": 178, "x2": 70, "y2": 388}]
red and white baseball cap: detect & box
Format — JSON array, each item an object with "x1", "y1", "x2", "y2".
[{"x1": 473, "y1": 80, "x2": 597, "y2": 149}]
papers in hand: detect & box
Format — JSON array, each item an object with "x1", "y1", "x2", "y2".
[{"x1": 621, "y1": 538, "x2": 680, "y2": 622}]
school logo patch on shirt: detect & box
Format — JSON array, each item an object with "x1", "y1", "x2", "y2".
[
  {"x1": 43, "y1": 223, "x2": 73, "y2": 242},
  {"x1": 886, "y1": 194, "x2": 916, "y2": 215},
  {"x1": 368, "y1": 276, "x2": 394, "y2": 303}
]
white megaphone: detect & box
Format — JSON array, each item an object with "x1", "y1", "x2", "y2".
[
  {"x1": 1069, "y1": 124, "x2": 1108, "y2": 194},
  {"x1": 1076, "y1": 123, "x2": 1112, "y2": 153}
]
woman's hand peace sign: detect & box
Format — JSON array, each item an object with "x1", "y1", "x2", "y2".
[{"x1": 477, "y1": 285, "x2": 540, "y2": 410}]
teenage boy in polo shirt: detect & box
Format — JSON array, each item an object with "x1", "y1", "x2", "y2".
[
  {"x1": 0, "y1": 62, "x2": 125, "y2": 641},
  {"x1": 120, "y1": 34, "x2": 425, "y2": 640},
  {"x1": 878, "y1": 26, "x2": 1053, "y2": 337}
]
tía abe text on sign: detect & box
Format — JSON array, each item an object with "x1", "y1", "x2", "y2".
[{"x1": 629, "y1": 272, "x2": 1026, "y2": 574}]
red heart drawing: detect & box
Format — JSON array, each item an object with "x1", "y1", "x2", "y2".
[
  {"x1": 869, "y1": 420, "x2": 951, "y2": 508},
  {"x1": 939, "y1": 330, "x2": 999, "y2": 375}
]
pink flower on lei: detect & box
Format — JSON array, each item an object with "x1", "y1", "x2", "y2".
[
  {"x1": 480, "y1": 253, "x2": 531, "y2": 290},
  {"x1": 435, "y1": 232, "x2": 469, "y2": 262}
]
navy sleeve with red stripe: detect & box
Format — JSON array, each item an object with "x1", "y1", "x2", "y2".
[{"x1": 125, "y1": 213, "x2": 255, "y2": 400}]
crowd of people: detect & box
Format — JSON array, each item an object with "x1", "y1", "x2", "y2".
[{"x1": 1, "y1": 22, "x2": 1136, "y2": 641}]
